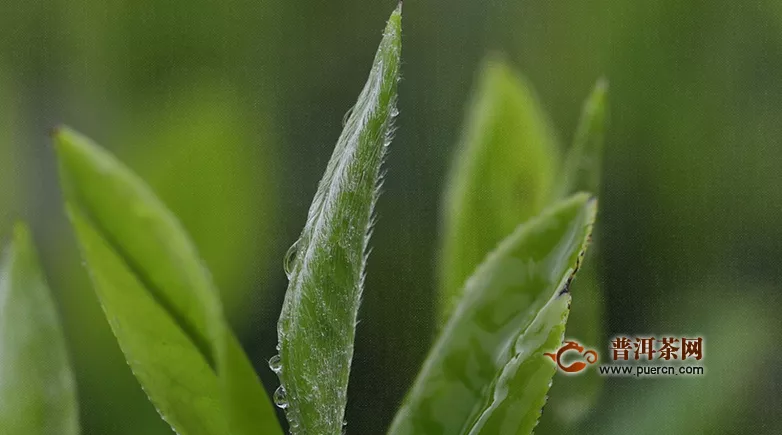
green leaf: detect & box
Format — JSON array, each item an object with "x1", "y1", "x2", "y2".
[
  {"x1": 275, "y1": 5, "x2": 402, "y2": 434},
  {"x1": 537, "y1": 80, "x2": 608, "y2": 433},
  {"x1": 0, "y1": 223, "x2": 80, "y2": 435},
  {"x1": 438, "y1": 59, "x2": 561, "y2": 325},
  {"x1": 54, "y1": 128, "x2": 282, "y2": 435},
  {"x1": 389, "y1": 194, "x2": 596, "y2": 435},
  {"x1": 555, "y1": 79, "x2": 608, "y2": 198},
  {"x1": 534, "y1": 264, "x2": 603, "y2": 432},
  {"x1": 120, "y1": 86, "x2": 281, "y2": 330}
]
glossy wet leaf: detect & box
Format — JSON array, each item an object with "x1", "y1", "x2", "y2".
[
  {"x1": 0, "y1": 223, "x2": 80, "y2": 435},
  {"x1": 54, "y1": 128, "x2": 282, "y2": 435},
  {"x1": 438, "y1": 59, "x2": 561, "y2": 325},
  {"x1": 276, "y1": 5, "x2": 402, "y2": 434},
  {"x1": 389, "y1": 194, "x2": 597, "y2": 435}
]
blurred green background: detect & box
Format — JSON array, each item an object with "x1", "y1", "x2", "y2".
[{"x1": 1, "y1": 1, "x2": 780, "y2": 434}]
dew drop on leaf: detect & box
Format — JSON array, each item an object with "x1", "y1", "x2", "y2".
[
  {"x1": 268, "y1": 354, "x2": 282, "y2": 374},
  {"x1": 283, "y1": 240, "x2": 300, "y2": 279},
  {"x1": 274, "y1": 385, "x2": 288, "y2": 409}
]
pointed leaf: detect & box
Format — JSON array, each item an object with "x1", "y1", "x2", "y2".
[
  {"x1": 556, "y1": 79, "x2": 608, "y2": 198},
  {"x1": 538, "y1": 80, "x2": 608, "y2": 433},
  {"x1": 54, "y1": 128, "x2": 282, "y2": 435},
  {"x1": 535, "y1": 263, "x2": 603, "y2": 432},
  {"x1": 438, "y1": 59, "x2": 561, "y2": 325},
  {"x1": 389, "y1": 194, "x2": 596, "y2": 435},
  {"x1": 276, "y1": 5, "x2": 402, "y2": 434},
  {"x1": 0, "y1": 223, "x2": 80, "y2": 435}
]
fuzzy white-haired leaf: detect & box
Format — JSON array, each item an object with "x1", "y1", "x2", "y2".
[{"x1": 275, "y1": 4, "x2": 402, "y2": 434}]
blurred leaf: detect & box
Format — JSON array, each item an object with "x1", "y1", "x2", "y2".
[
  {"x1": 54, "y1": 128, "x2": 282, "y2": 435},
  {"x1": 389, "y1": 194, "x2": 597, "y2": 435},
  {"x1": 593, "y1": 285, "x2": 777, "y2": 435},
  {"x1": 0, "y1": 223, "x2": 80, "y2": 435},
  {"x1": 538, "y1": 80, "x2": 608, "y2": 432},
  {"x1": 0, "y1": 69, "x2": 17, "y2": 230},
  {"x1": 121, "y1": 85, "x2": 279, "y2": 330},
  {"x1": 555, "y1": 79, "x2": 608, "y2": 198},
  {"x1": 438, "y1": 59, "x2": 561, "y2": 325},
  {"x1": 276, "y1": 6, "x2": 402, "y2": 434}
]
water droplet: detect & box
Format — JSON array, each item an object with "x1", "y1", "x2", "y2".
[
  {"x1": 342, "y1": 105, "x2": 355, "y2": 126},
  {"x1": 273, "y1": 385, "x2": 288, "y2": 409},
  {"x1": 268, "y1": 354, "x2": 282, "y2": 374},
  {"x1": 284, "y1": 240, "x2": 300, "y2": 279}
]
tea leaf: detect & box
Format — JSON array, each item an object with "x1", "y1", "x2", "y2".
[
  {"x1": 535, "y1": 264, "x2": 603, "y2": 431},
  {"x1": 438, "y1": 59, "x2": 561, "y2": 325},
  {"x1": 538, "y1": 79, "x2": 608, "y2": 432},
  {"x1": 55, "y1": 128, "x2": 282, "y2": 435},
  {"x1": 389, "y1": 194, "x2": 596, "y2": 435},
  {"x1": 121, "y1": 88, "x2": 281, "y2": 330},
  {"x1": 275, "y1": 5, "x2": 402, "y2": 434},
  {"x1": 556, "y1": 79, "x2": 608, "y2": 198},
  {"x1": 0, "y1": 223, "x2": 80, "y2": 435}
]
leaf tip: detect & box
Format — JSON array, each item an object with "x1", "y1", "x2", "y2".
[
  {"x1": 582, "y1": 194, "x2": 599, "y2": 237},
  {"x1": 51, "y1": 125, "x2": 86, "y2": 155},
  {"x1": 580, "y1": 79, "x2": 608, "y2": 135},
  {"x1": 386, "y1": 2, "x2": 403, "y2": 41},
  {"x1": 11, "y1": 220, "x2": 31, "y2": 247},
  {"x1": 479, "y1": 53, "x2": 511, "y2": 80},
  {"x1": 49, "y1": 124, "x2": 63, "y2": 138},
  {"x1": 595, "y1": 76, "x2": 609, "y2": 93},
  {"x1": 50, "y1": 124, "x2": 71, "y2": 149},
  {"x1": 588, "y1": 78, "x2": 609, "y2": 110},
  {"x1": 51, "y1": 126, "x2": 91, "y2": 177},
  {"x1": 587, "y1": 194, "x2": 598, "y2": 214}
]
